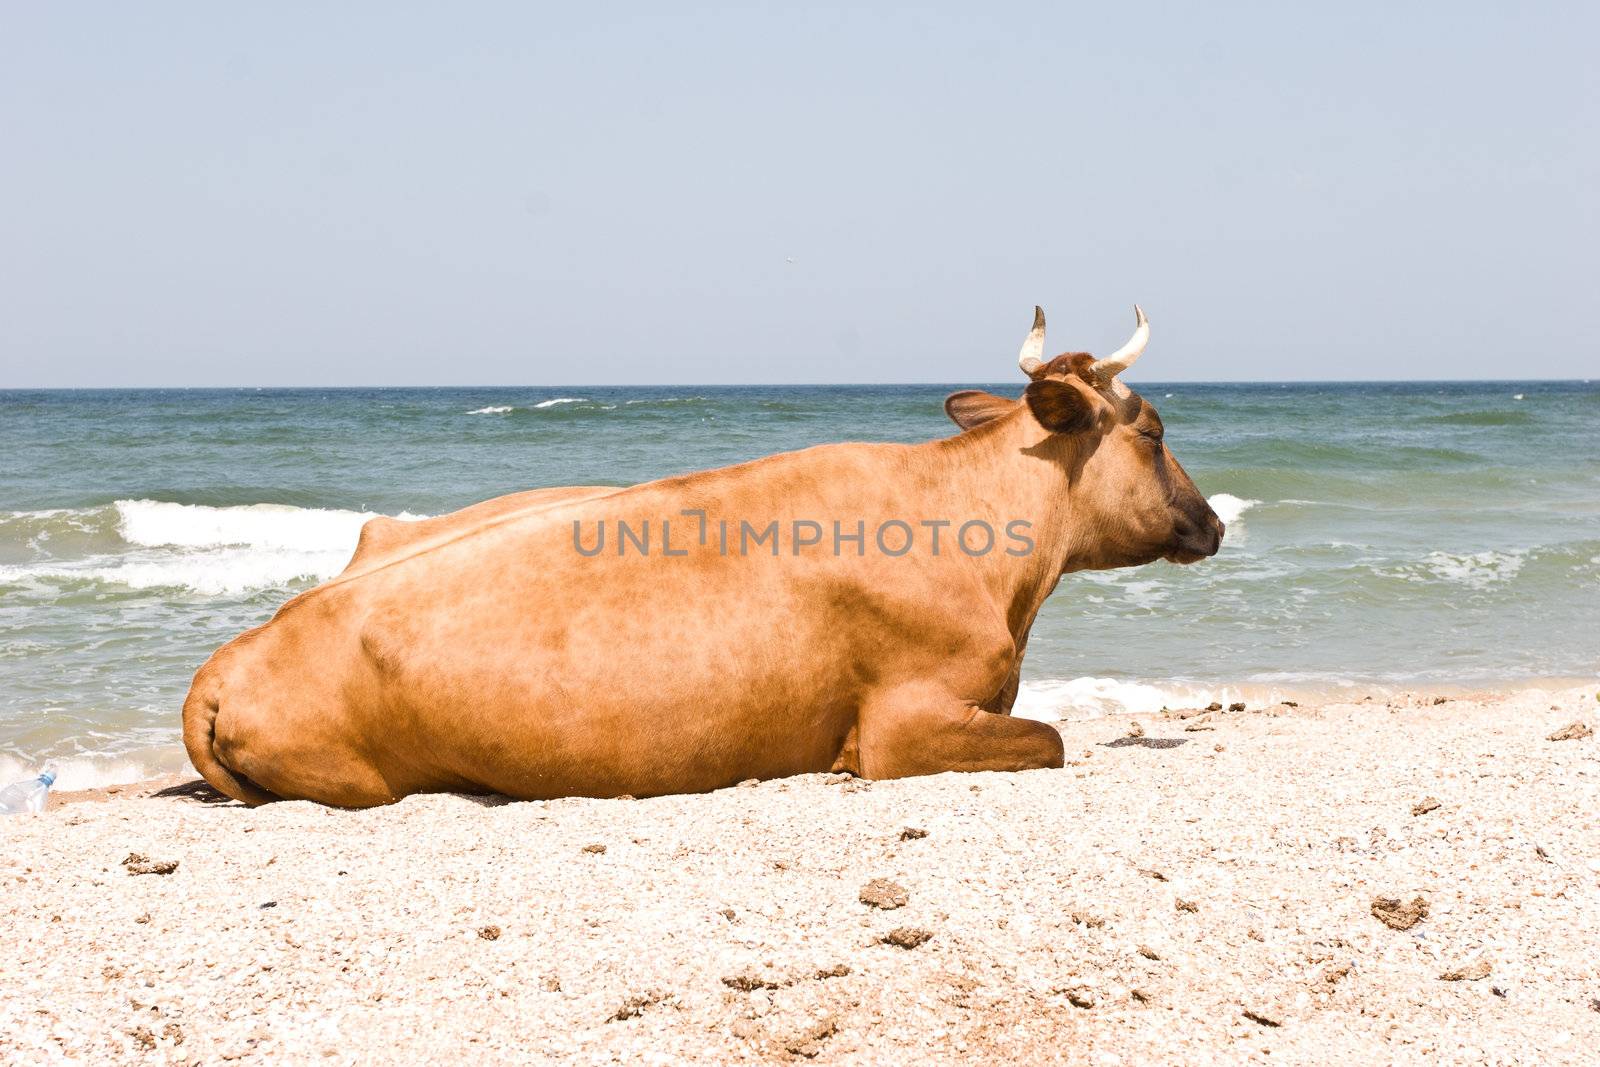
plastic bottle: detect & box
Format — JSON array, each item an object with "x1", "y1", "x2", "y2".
[{"x1": 0, "y1": 767, "x2": 57, "y2": 814}]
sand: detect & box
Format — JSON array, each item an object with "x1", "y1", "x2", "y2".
[{"x1": 3, "y1": 686, "x2": 1598, "y2": 1064}]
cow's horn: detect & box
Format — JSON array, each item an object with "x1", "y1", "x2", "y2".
[
  {"x1": 1017, "y1": 306, "x2": 1047, "y2": 377},
  {"x1": 1089, "y1": 305, "x2": 1149, "y2": 381}
]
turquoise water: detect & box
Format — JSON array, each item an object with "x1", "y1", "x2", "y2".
[{"x1": 2, "y1": 382, "x2": 1596, "y2": 786}]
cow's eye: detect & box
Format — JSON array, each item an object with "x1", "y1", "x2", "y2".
[{"x1": 1139, "y1": 428, "x2": 1163, "y2": 444}]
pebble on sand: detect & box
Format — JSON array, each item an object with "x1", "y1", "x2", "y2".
[
  {"x1": 899, "y1": 827, "x2": 928, "y2": 841},
  {"x1": 582, "y1": 843, "x2": 607, "y2": 854},
  {"x1": 1439, "y1": 959, "x2": 1491, "y2": 982},
  {"x1": 1412, "y1": 797, "x2": 1442, "y2": 816},
  {"x1": 478, "y1": 925, "x2": 501, "y2": 941},
  {"x1": 1127, "y1": 721, "x2": 1145, "y2": 738},
  {"x1": 1547, "y1": 721, "x2": 1592, "y2": 741},
  {"x1": 859, "y1": 878, "x2": 909, "y2": 910}
]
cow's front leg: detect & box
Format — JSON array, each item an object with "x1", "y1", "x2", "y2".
[{"x1": 856, "y1": 682, "x2": 1065, "y2": 780}]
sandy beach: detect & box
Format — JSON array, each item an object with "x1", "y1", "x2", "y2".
[{"x1": 3, "y1": 686, "x2": 1596, "y2": 1065}]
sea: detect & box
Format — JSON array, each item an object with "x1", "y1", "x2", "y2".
[{"x1": 2, "y1": 382, "x2": 1596, "y2": 789}]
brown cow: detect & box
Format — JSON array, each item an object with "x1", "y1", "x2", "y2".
[{"x1": 183, "y1": 307, "x2": 1223, "y2": 806}]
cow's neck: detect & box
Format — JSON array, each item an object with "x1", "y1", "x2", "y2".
[{"x1": 927, "y1": 412, "x2": 1085, "y2": 642}]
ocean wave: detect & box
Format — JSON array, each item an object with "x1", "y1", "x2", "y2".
[
  {"x1": 1423, "y1": 410, "x2": 1533, "y2": 427},
  {"x1": 533, "y1": 397, "x2": 587, "y2": 409},
  {"x1": 466, "y1": 405, "x2": 514, "y2": 415},
  {"x1": 0, "y1": 547, "x2": 354, "y2": 595},
  {"x1": 1206, "y1": 493, "x2": 1259, "y2": 525},
  {"x1": 0, "y1": 500, "x2": 428, "y2": 595},
  {"x1": 116, "y1": 499, "x2": 418, "y2": 551}
]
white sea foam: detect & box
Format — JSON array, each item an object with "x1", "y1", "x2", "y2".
[
  {"x1": 117, "y1": 500, "x2": 393, "y2": 551},
  {"x1": 1012, "y1": 677, "x2": 1251, "y2": 721},
  {"x1": 533, "y1": 397, "x2": 587, "y2": 409},
  {"x1": 1422, "y1": 549, "x2": 1526, "y2": 590},
  {"x1": 0, "y1": 747, "x2": 188, "y2": 792},
  {"x1": 466, "y1": 405, "x2": 514, "y2": 415},
  {"x1": 1206, "y1": 493, "x2": 1259, "y2": 526}
]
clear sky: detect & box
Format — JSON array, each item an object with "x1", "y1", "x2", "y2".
[{"x1": 1, "y1": 3, "x2": 1594, "y2": 387}]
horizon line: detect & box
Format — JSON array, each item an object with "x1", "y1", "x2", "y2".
[{"x1": 1, "y1": 377, "x2": 1591, "y2": 392}]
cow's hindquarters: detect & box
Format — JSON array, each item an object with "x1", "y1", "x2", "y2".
[{"x1": 181, "y1": 662, "x2": 279, "y2": 806}]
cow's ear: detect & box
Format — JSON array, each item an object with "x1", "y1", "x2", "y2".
[
  {"x1": 944, "y1": 390, "x2": 1016, "y2": 431},
  {"x1": 1023, "y1": 379, "x2": 1097, "y2": 435}
]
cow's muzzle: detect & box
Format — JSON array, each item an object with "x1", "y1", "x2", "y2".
[{"x1": 1165, "y1": 508, "x2": 1225, "y2": 565}]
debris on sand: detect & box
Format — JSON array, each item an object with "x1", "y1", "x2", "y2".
[
  {"x1": 1175, "y1": 899, "x2": 1199, "y2": 913},
  {"x1": 1064, "y1": 986, "x2": 1096, "y2": 1009},
  {"x1": 1547, "y1": 721, "x2": 1592, "y2": 742},
  {"x1": 122, "y1": 854, "x2": 178, "y2": 876},
  {"x1": 608, "y1": 990, "x2": 666, "y2": 1022},
  {"x1": 1137, "y1": 944, "x2": 1161, "y2": 960},
  {"x1": 725, "y1": 962, "x2": 849, "y2": 993},
  {"x1": 1282, "y1": 700, "x2": 1299, "y2": 708},
  {"x1": 1228, "y1": 702, "x2": 1246, "y2": 713},
  {"x1": 1411, "y1": 797, "x2": 1442, "y2": 816},
  {"x1": 882, "y1": 926, "x2": 933, "y2": 949},
  {"x1": 1184, "y1": 721, "x2": 1215, "y2": 732},
  {"x1": 1439, "y1": 959, "x2": 1491, "y2": 982},
  {"x1": 478, "y1": 925, "x2": 501, "y2": 941},
  {"x1": 1242, "y1": 1006, "x2": 1282, "y2": 1027},
  {"x1": 1371, "y1": 895, "x2": 1429, "y2": 930},
  {"x1": 581, "y1": 843, "x2": 607, "y2": 854},
  {"x1": 858, "y1": 878, "x2": 909, "y2": 910},
  {"x1": 1070, "y1": 910, "x2": 1106, "y2": 929},
  {"x1": 1206, "y1": 702, "x2": 1223, "y2": 712},
  {"x1": 1127, "y1": 721, "x2": 1145, "y2": 738},
  {"x1": 1323, "y1": 963, "x2": 1352, "y2": 986},
  {"x1": 783, "y1": 1015, "x2": 839, "y2": 1058},
  {"x1": 899, "y1": 827, "x2": 927, "y2": 841}
]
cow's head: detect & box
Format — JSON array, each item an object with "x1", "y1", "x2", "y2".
[{"x1": 944, "y1": 306, "x2": 1224, "y2": 570}]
